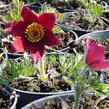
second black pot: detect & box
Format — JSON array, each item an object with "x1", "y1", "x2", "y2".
[{"x1": 15, "y1": 89, "x2": 74, "y2": 109}]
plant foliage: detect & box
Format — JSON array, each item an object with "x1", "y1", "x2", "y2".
[
  {"x1": 79, "y1": 0, "x2": 103, "y2": 22},
  {"x1": 2, "y1": 0, "x2": 24, "y2": 23}
]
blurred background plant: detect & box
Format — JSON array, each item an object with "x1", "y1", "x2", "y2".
[
  {"x1": 26, "y1": 0, "x2": 74, "y2": 4},
  {"x1": 78, "y1": 0, "x2": 103, "y2": 22},
  {"x1": 0, "y1": 0, "x2": 24, "y2": 23},
  {"x1": 27, "y1": 0, "x2": 37, "y2": 4},
  {"x1": 38, "y1": 2, "x2": 57, "y2": 14}
]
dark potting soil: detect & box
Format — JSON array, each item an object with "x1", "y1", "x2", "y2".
[
  {"x1": 36, "y1": 0, "x2": 82, "y2": 11},
  {"x1": 58, "y1": 9, "x2": 109, "y2": 31},
  {"x1": 10, "y1": 75, "x2": 71, "y2": 93},
  {"x1": 50, "y1": 1, "x2": 82, "y2": 12},
  {"x1": 39, "y1": 0, "x2": 104, "y2": 12},
  {"x1": 0, "y1": 87, "x2": 13, "y2": 109}
]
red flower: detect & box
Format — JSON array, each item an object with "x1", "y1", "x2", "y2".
[
  {"x1": 84, "y1": 38, "x2": 109, "y2": 70},
  {"x1": 5, "y1": 6, "x2": 61, "y2": 64}
]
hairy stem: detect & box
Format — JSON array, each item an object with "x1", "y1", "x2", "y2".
[
  {"x1": 39, "y1": 60, "x2": 48, "y2": 81},
  {"x1": 74, "y1": 90, "x2": 83, "y2": 109},
  {"x1": 73, "y1": 65, "x2": 88, "y2": 109}
]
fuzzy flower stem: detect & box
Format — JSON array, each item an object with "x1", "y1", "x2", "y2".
[
  {"x1": 73, "y1": 65, "x2": 88, "y2": 109},
  {"x1": 39, "y1": 59, "x2": 48, "y2": 81},
  {"x1": 74, "y1": 90, "x2": 83, "y2": 109}
]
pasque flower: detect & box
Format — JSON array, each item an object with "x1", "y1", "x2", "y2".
[
  {"x1": 84, "y1": 38, "x2": 109, "y2": 70},
  {"x1": 5, "y1": 6, "x2": 61, "y2": 64}
]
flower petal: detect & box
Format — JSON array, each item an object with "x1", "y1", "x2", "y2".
[
  {"x1": 43, "y1": 30, "x2": 62, "y2": 46},
  {"x1": 85, "y1": 38, "x2": 105, "y2": 65},
  {"x1": 5, "y1": 21, "x2": 27, "y2": 37},
  {"x1": 29, "y1": 44, "x2": 44, "y2": 64},
  {"x1": 38, "y1": 13, "x2": 56, "y2": 30},
  {"x1": 90, "y1": 60, "x2": 109, "y2": 70},
  {"x1": 21, "y1": 6, "x2": 38, "y2": 23},
  {"x1": 11, "y1": 37, "x2": 25, "y2": 53}
]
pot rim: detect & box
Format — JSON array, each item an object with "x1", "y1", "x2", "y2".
[
  {"x1": 77, "y1": 30, "x2": 109, "y2": 41},
  {"x1": 10, "y1": 91, "x2": 18, "y2": 109},
  {"x1": 14, "y1": 88, "x2": 74, "y2": 95}
]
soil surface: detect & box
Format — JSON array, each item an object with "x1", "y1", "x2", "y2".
[
  {"x1": 58, "y1": 10, "x2": 109, "y2": 31},
  {"x1": 10, "y1": 73, "x2": 71, "y2": 93}
]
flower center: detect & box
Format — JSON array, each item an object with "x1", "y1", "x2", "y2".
[{"x1": 25, "y1": 23, "x2": 44, "y2": 43}]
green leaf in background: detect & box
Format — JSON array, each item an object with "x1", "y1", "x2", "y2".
[
  {"x1": 2, "y1": 0, "x2": 24, "y2": 23},
  {"x1": 11, "y1": 0, "x2": 24, "y2": 20},
  {"x1": 85, "y1": 16, "x2": 93, "y2": 23},
  {"x1": 78, "y1": 0, "x2": 103, "y2": 22},
  {"x1": 38, "y1": 2, "x2": 57, "y2": 15},
  {"x1": 27, "y1": 0, "x2": 36, "y2": 3},
  {"x1": 53, "y1": 26, "x2": 62, "y2": 34},
  {"x1": 89, "y1": 77, "x2": 109, "y2": 96},
  {"x1": 45, "y1": 54, "x2": 57, "y2": 65},
  {"x1": 57, "y1": 13, "x2": 65, "y2": 19},
  {"x1": 10, "y1": 10, "x2": 18, "y2": 20}
]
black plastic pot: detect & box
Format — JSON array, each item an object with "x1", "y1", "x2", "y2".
[
  {"x1": 15, "y1": 89, "x2": 74, "y2": 109},
  {"x1": 77, "y1": 30, "x2": 109, "y2": 41},
  {"x1": 55, "y1": 23, "x2": 90, "y2": 38},
  {"x1": 0, "y1": 83, "x2": 18, "y2": 109},
  {"x1": 71, "y1": 29, "x2": 90, "y2": 38},
  {"x1": 7, "y1": 52, "x2": 23, "y2": 60},
  {"x1": 103, "y1": 0, "x2": 109, "y2": 5},
  {"x1": 26, "y1": 3, "x2": 41, "y2": 13},
  {"x1": 21, "y1": 92, "x2": 74, "y2": 109}
]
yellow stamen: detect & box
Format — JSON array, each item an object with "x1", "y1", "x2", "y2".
[{"x1": 25, "y1": 23, "x2": 44, "y2": 43}]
